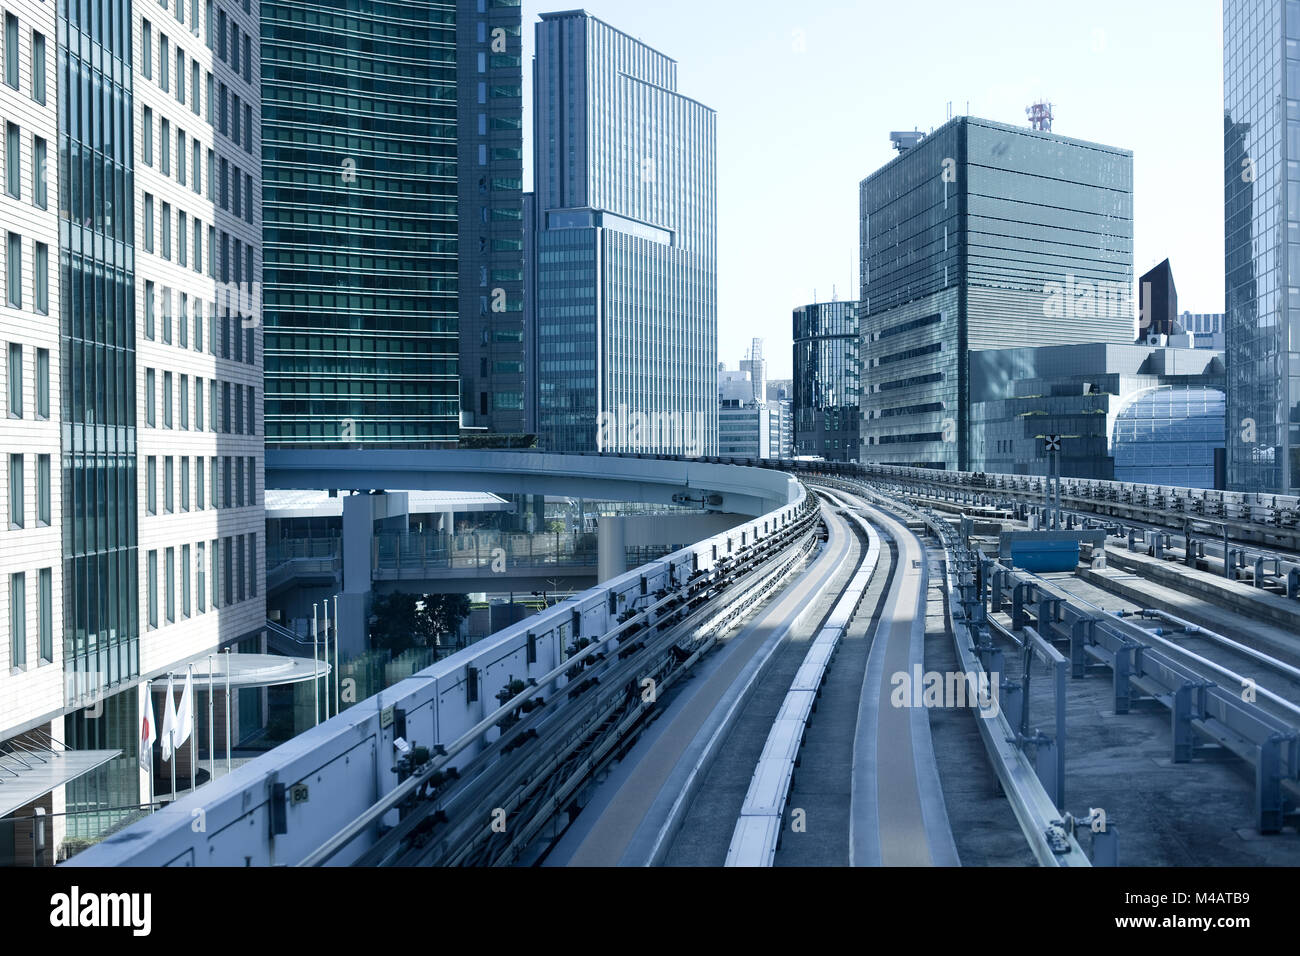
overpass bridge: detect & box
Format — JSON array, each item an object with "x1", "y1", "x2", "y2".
[{"x1": 67, "y1": 453, "x2": 1300, "y2": 867}]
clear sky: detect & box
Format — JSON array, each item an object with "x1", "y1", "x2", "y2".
[{"x1": 520, "y1": 0, "x2": 1225, "y2": 380}]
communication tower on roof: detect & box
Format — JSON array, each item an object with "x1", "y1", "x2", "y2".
[{"x1": 1027, "y1": 101, "x2": 1054, "y2": 132}]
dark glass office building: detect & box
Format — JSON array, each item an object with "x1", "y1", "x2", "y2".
[
  {"x1": 58, "y1": 0, "x2": 139, "y2": 699},
  {"x1": 456, "y1": 0, "x2": 525, "y2": 436},
  {"x1": 793, "y1": 300, "x2": 860, "y2": 461},
  {"x1": 859, "y1": 116, "x2": 1133, "y2": 470},
  {"x1": 261, "y1": 0, "x2": 459, "y2": 447},
  {"x1": 1224, "y1": 0, "x2": 1299, "y2": 493}
]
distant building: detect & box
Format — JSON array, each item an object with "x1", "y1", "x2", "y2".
[
  {"x1": 1136, "y1": 259, "x2": 1178, "y2": 341},
  {"x1": 718, "y1": 347, "x2": 789, "y2": 458},
  {"x1": 531, "y1": 11, "x2": 717, "y2": 455},
  {"x1": 793, "y1": 300, "x2": 860, "y2": 461},
  {"x1": 1178, "y1": 311, "x2": 1225, "y2": 350},
  {"x1": 858, "y1": 116, "x2": 1134, "y2": 470},
  {"x1": 969, "y1": 343, "x2": 1226, "y2": 488}
]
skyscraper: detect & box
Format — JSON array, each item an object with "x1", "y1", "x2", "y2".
[
  {"x1": 531, "y1": 10, "x2": 717, "y2": 455},
  {"x1": 1224, "y1": 0, "x2": 1297, "y2": 492},
  {"x1": 793, "y1": 300, "x2": 860, "y2": 461},
  {"x1": 859, "y1": 116, "x2": 1133, "y2": 470},
  {"x1": 456, "y1": 0, "x2": 525, "y2": 436},
  {"x1": 0, "y1": 0, "x2": 265, "y2": 858},
  {"x1": 260, "y1": 0, "x2": 459, "y2": 448}
]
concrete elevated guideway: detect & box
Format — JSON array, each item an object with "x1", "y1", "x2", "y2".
[{"x1": 67, "y1": 454, "x2": 813, "y2": 867}]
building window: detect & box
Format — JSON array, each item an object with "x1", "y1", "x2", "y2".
[
  {"x1": 163, "y1": 370, "x2": 173, "y2": 427},
  {"x1": 4, "y1": 123, "x2": 17, "y2": 198},
  {"x1": 36, "y1": 453, "x2": 48, "y2": 525},
  {"x1": 10, "y1": 572, "x2": 25, "y2": 669},
  {"x1": 223, "y1": 535, "x2": 233, "y2": 606},
  {"x1": 191, "y1": 61, "x2": 200, "y2": 114},
  {"x1": 146, "y1": 456, "x2": 157, "y2": 514},
  {"x1": 144, "y1": 280, "x2": 155, "y2": 338},
  {"x1": 209, "y1": 455, "x2": 218, "y2": 508},
  {"x1": 180, "y1": 455, "x2": 189, "y2": 510},
  {"x1": 161, "y1": 120, "x2": 170, "y2": 176},
  {"x1": 38, "y1": 567, "x2": 51, "y2": 662},
  {"x1": 164, "y1": 455, "x2": 174, "y2": 513},
  {"x1": 246, "y1": 385, "x2": 255, "y2": 434},
  {"x1": 246, "y1": 455, "x2": 255, "y2": 505},
  {"x1": 7, "y1": 343, "x2": 20, "y2": 417},
  {"x1": 181, "y1": 543, "x2": 191, "y2": 618},
  {"x1": 6, "y1": 232, "x2": 19, "y2": 305},
  {"x1": 143, "y1": 20, "x2": 152, "y2": 78},
  {"x1": 179, "y1": 373, "x2": 189, "y2": 428},
  {"x1": 35, "y1": 347, "x2": 47, "y2": 418},
  {"x1": 34, "y1": 241, "x2": 47, "y2": 314},
  {"x1": 143, "y1": 194, "x2": 154, "y2": 251},
  {"x1": 32, "y1": 135, "x2": 46, "y2": 208},
  {"x1": 146, "y1": 367, "x2": 156, "y2": 426},
  {"x1": 246, "y1": 533, "x2": 256, "y2": 597},
  {"x1": 31, "y1": 31, "x2": 45, "y2": 104},
  {"x1": 165, "y1": 547, "x2": 175, "y2": 623},
  {"x1": 159, "y1": 33, "x2": 169, "y2": 92},
  {"x1": 8, "y1": 454, "x2": 22, "y2": 527},
  {"x1": 177, "y1": 130, "x2": 186, "y2": 186},
  {"x1": 210, "y1": 537, "x2": 219, "y2": 608},
  {"x1": 148, "y1": 550, "x2": 158, "y2": 628},
  {"x1": 176, "y1": 48, "x2": 185, "y2": 103},
  {"x1": 142, "y1": 108, "x2": 153, "y2": 166},
  {"x1": 4, "y1": 14, "x2": 17, "y2": 89},
  {"x1": 195, "y1": 454, "x2": 205, "y2": 510},
  {"x1": 234, "y1": 455, "x2": 243, "y2": 506},
  {"x1": 222, "y1": 455, "x2": 231, "y2": 508},
  {"x1": 196, "y1": 541, "x2": 206, "y2": 613}
]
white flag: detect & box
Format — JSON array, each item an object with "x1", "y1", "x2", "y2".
[
  {"x1": 175, "y1": 667, "x2": 194, "y2": 750},
  {"x1": 161, "y1": 676, "x2": 178, "y2": 762},
  {"x1": 138, "y1": 682, "x2": 156, "y2": 771}
]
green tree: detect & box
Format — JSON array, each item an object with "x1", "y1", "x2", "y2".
[{"x1": 369, "y1": 592, "x2": 472, "y2": 653}]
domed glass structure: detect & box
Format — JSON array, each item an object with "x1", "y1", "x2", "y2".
[{"x1": 1112, "y1": 386, "x2": 1225, "y2": 489}]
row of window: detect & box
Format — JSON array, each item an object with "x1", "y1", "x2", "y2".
[
  {"x1": 3, "y1": 230, "x2": 50, "y2": 313},
  {"x1": 2, "y1": 11, "x2": 46, "y2": 104},
  {"x1": 142, "y1": 281, "x2": 256, "y2": 364},
  {"x1": 143, "y1": 367, "x2": 257, "y2": 435},
  {"x1": 143, "y1": 453, "x2": 256, "y2": 515},
  {"x1": 4, "y1": 122, "x2": 49, "y2": 209},
  {"x1": 145, "y1": 531, "x2": 257, "y2": 631},
  {"x1": 6, "y1": 451, "x2": 51, "y2": 529},
  {"x1": 141, "y1": 189, "x2": 256, "y2": 284},
  {"x1": 5, "y1": 341, "x2": 50, "y2": 420},
  {"x1": 8, "y1": 566, "x2": 53, "y2": 670},
  {"x1": 143, "y1": 17, "x2": 255, "y2": 155}
]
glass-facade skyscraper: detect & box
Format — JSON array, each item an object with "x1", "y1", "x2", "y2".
[
  {"x1": 261, "y1": 0, "x2": 459, "y2": 447},
  {"x1": 531, "y1": 10, "x2": 717, "y2": 455},
  {"x1": 456, "y1": 0, "x2": 525, "y2": 436},
  {"x1": 1224, "y1": 0, "x2": 1300, "y2": 492},
  {"x1": 793, "y1": 300, "x2": 860, "y2": 461},
  {"x1": 859, "y1": 116, "x2": 1133, "y2": 470}
]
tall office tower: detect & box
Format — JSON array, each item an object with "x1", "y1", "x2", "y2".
[
  {"x1": 0, "y1": 0, "x2": 264, "y2": 859},
  {"x1": 1224, "y1": 0, "x2": 1298, "y2": 492},
  {"x1": 456, "y1": 0, "x2": 525, "y2": 436},
  {"x1": 793, "y1": 300, "x2": 860, "y2": 461},
  {"x1": 859, "y1": 116, "x2": 1133, "y2": 470},
  {"x1": 532, "y1": 10, "x2": 717, "y2": 455},
  {"x1": 261, "y1": 0, "x2": 458, "y2": 448}
]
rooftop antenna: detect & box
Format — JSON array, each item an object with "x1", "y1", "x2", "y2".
[
  {"x1": 1027, "y1": 100, "x2": 1054, "y2": 132},
  {"x1": 832, "y1": 284, "x2": 838, "y2": 302},
  {"x1": 947, "y1": 101, "x2": 952, "y2": 120}
]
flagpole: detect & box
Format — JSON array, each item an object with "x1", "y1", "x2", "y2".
[
  {"x1": 146, "y1": 680, "x2": 156, "y2": 814},
  {"x1": 190, "y1": 665, "x2": 198, "y2": 792},
  {"x1": 312, "y1": 602, "x2": 320, "y2": 726},
  {"x1": 323, "y1": 598, "x2": 331, "y2": 719},
  {"x1": 208, "y1": 655, "x2": 216, "y2": 781},
  {"x1": 169, "y1": 674, "x2": 177, "y2": 801},
  {"x1": 333, "y1": 594, "x2": 340, "y2": 716},
  {"x1": 224, "y1": 647, "x2": 232, "y2": 773}
]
